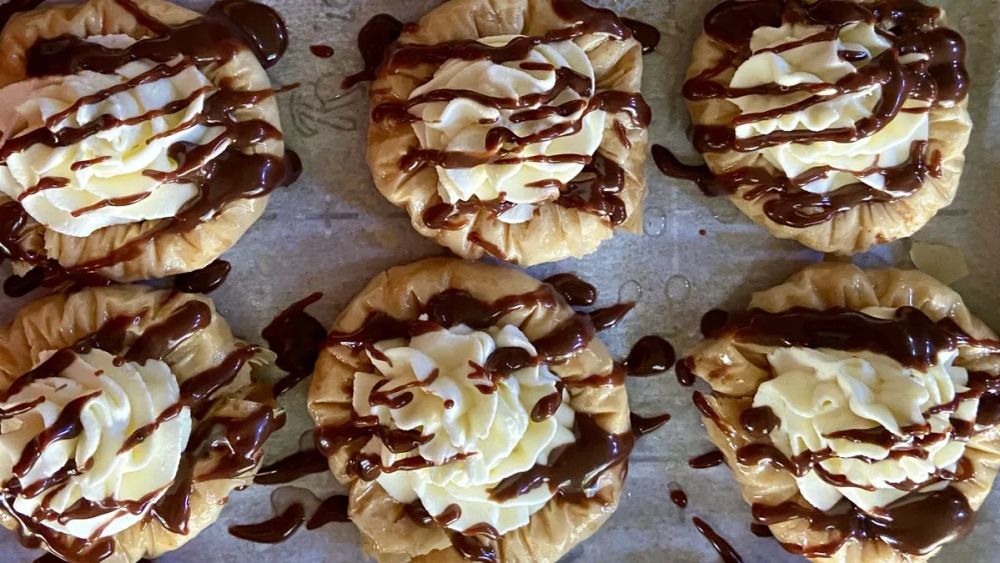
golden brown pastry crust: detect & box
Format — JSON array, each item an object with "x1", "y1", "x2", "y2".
[
  {"x1": 366, "y1": 0, "x2": 647, "y2": 265},
  {"x1": 686, "y1": 262, "x2": 1000, "y2": 562},
  {"x1": 307, "y1": 257, "x2": 631, "y2": 562},
  {"x1": 684, "y1": 3, "x2": 972, "y2": 255},
  {"x1": 0, "y1": 285, "x2": 279, "y2": 562},
  {"x1": 0, "y1": 0, "x2": 283, "y2": 282}
]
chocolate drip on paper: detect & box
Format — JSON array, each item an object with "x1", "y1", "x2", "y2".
[
  {"x1": 689, "y1": 448, "x2": 726, "y2": 469},
  {"x1": 621, "y1": 18, "x2": 661, "y2": 54},
  {"x1": 174, "y1": 260, "x2": 232, "y2": 294},
  {"x1": 656, "y1": 0, "x2": 967, "y2": 228},
  {"x1": 262, "y1": 292, "x2": 327, "y2": 396},
  {"x1": 307, "y1": 495, "x2": 349, "y2": 529},
  {"x1": 625, "y1": 336, "x2": 676, "y2": 376},
  {"x1": 342, "y1": 14, "x2": 405, "y2": 89},
  {"x1": 630, "y1": 412, "x2": 671, "y2": 437},
  {"x1": 228, "y1": 503, "x2": 305, "y2": 543},
  {"x1": 693, "y1": 517, "x2": 744, "y2": 563},
  {"x1": 589, "y1": 302, "x2": 635, "y2": 331},
  {"x1": 669, "y1": 486, "x2": 688, "y2": 508},
  {"x1": 254, "y1": 448, "x2": 329, "y2": 485}
]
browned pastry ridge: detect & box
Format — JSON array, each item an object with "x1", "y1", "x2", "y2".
[
  {"x1": 0, "y1": 285, "x2": 282, "y2": 563},
  {"x1": 366, "y1": 0, "x2": 649, "y2": 265},
  {"x1": 307, "y1": 258, "x2": 632, "y2": 562},
  {"x1": 682, "y1": 262, "x2": 1000, "y2": 562},
  {"x1": 662, "y1": 0, "x2": 971, "y2": 254},
  {"x1": 0, "y1": 0, "x2": 291, "y2": 284}
]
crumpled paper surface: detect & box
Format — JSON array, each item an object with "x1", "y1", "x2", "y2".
[{"x1": 1, "y1": 0, "x2": 999, "y2": 561}]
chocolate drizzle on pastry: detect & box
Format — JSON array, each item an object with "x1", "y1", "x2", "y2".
[
  {"x1": 706, "y1": 305, "x2": 981, "y2": 371},
  {"x1": 0, "y1": 0, "x2": 296, "y2": 294},
  {"x1": 367, "y1": 0, "x2": 648, "y2": 243},
  {"x1": 654, "y1": 0, "x2": 967, "y2": 228},
  {"x1": 0, "y1": 298, "x2": 277, "y2": 562},
  {"x1": 753, "y1": 486, "x2": 974, "y2": 557},
  {"x1": 684, "y1": 304, "x2": 1000, "y2": 557}
]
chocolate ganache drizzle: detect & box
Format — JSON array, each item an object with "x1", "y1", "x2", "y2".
[
  {"x1": 0, "y1": 0, "x2": 298, "y2": 296},
  {"x1": 368, "y1": 0, "x2": 650, "y2": 237},
  {"x1": 654, "y1": 0, "x2": 967, "y2": 228},
  {"x1": 685, "y1": 305, "x2": 1000, "y2": 557},
  {"x1": 313, "y1": 271, "x2": 671, "y2": 561},
  {"x1": 0, "y1": 300, "x2": 278, "y2": 562}
]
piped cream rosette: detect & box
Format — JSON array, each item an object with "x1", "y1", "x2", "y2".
[{"x1": 308, "y1": 258, "x2": 631, "y2": 562}]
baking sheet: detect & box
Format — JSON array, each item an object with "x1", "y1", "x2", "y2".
[{"x1": 2, "y1": 0, "x2": 1000, "y2": 561}]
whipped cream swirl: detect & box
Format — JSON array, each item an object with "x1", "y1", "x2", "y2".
[
  {"x1": 408, "y1": 37, "x2": 606, "y2": 223},
  {"x1": 0, "y1": 348, "x2": 191, "y2": 539},
  {"x1": 729, "y1": 22, "x2": 929, "y2": 194},
  {"x1": 755, "y1": 315, "x2": 976, "y2": 513},
  {"x1": 352, "y1": 323, "x2": 574, "y2": 535},
  {"x1": 0, "y1": 35, "x2": 225, "y2": 237}
]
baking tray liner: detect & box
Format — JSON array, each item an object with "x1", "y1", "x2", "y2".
[{"x1": 2, "y1": 0, "x2": 999, "y2": 561}]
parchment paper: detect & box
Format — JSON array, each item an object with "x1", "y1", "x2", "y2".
[{"x1": 1, "y1": 0, "x2": 999, "y2": 561}]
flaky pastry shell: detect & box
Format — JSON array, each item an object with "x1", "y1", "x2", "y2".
[
  {"x1": 686, "y1": 262, "x2": 1000, "y2": 562},
  {"x1": 684, "y1": 2, "x2": 972, "y2": 255},
  {"x1": 307, "y1": 257, "x2": 631, "y2": 562},
  {"x1": 0, "y1": 0, "x2": 283, "y2": 282},
  {"x1": 367, "y1": 0, "x2": 647, "y2": 265},
  {"x1": 0, "y1": 285, "x2": 279, "y2": 562}
]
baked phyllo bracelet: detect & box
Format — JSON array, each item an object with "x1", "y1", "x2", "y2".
[
  {"x1": 308, "y1": 258, "x2": 633, "y2": 562},
  {"x1": 0, "y1": 0, "x2": 294, "y2": 287},
  {"x1": 682, "y1": 262, "x2": 1000, "y2": 561},
  {"x1": 658, "y1": 0, "x2": 970, "y2": 254},
  {"x1": 0, "y1": 285, "x2": 280, "y2": 562},
  {"x1": 367, "y1": 0, "x2": 649, "y2": 265}
]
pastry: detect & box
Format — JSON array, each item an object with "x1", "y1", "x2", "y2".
[
  {"x1": 682, "y1": 262, "x2": 1000, "y2": 561},
  {"x1": 0, "y1": 285, "x2": 281, "y2": 562},
  {"x1": 0, "y1": 0, "x2": 294, "y2": 284},
  {"x1": 658, "y1": 0, "x2": 971, "y2": 254},
  {"x1": 366, "y1": 0, "x2": 649, "y2": 265},
  {"x1": 307, "y1": 258, "x2": 632, "y2": 562}
]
